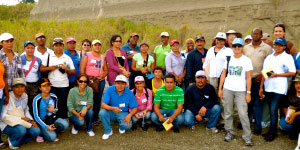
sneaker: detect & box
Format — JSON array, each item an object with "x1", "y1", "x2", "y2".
[
  {"x1": 36, "y1": 136, "x2": 44, "y2": 143},
  {"x1": 245, "y1": 139, "x2": 253, "y2": 146},
  {"x1": 8, "y1": 138, "x2": 19, "y2": 149},
  {"x1": 71, "y1": 126, "x2": 78, "y2": 134},
  {"x1": 224, "y1": 131, "x2": 234, "y2": 142},
  {"x1": 206, "y1": 127, "x2": 219, "y2": 133},
  {"x1": 54, "y1": 138, "x2": 59, "y2": 142},
  {"x1": 261, "y1": 121, "x2": 270, "y2": 129},
  {"x1": 173, "y1": 127, "x2": 180, "y2": 133},
  {"x1": 119, "y1": 128, "x2": 125, "y2": 134},
  {"x1": 102, "y1": 130, "x2": 113, "y2": 140},
  {"x1": 87, "y1": 131, "x2": 95, "y2": 136}
]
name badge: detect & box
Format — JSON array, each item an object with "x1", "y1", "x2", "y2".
[
  {"x1": 91, "y1": 59, "x2": 97, "y2": 63},
  {"x1": 142, "y1": 99, "x2": 147, "y2": 103},
  {"x1": 122, "y1": 56, "x2": 125, "y2": 59},
  {"x1": 80, "y1": 101, "x2": 87, "y2": 106},
  {"x1": 119, "y1": 103, "x2": 125, "y2": 107}
]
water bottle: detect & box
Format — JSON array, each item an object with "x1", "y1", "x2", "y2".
[
  {"x1": 164, "y1": 114, "x2": 167, "y2": 122},
  {"x1": 48, "y1": 99, "x2": 55, "y2": 116}
]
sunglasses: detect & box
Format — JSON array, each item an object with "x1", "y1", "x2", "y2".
[
  {"x1": 114, "y1": 40, "x2": 122, "y2": 43},
  {"x1": 232, "y1": 44, "x2": 243, "y2": 48},
  {"x1": 83, "y1": 44, "x2": 90, "y2": 46},
  {"x1": 78, "y1": 80, "x2": 88, "y2": 83}
]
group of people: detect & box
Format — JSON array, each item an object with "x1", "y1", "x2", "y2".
[{"x1": 0, "y1": 22, "x2": 299, "y2": 149}]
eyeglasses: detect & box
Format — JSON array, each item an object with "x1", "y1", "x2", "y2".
[
  {"x1": 232, "y1": 45, "x2": 243, "y2": 48},
  {"x1": 78, "y1": 80, "x2": 88, "y2": 83},
  {"x1": 114, "y1": 40, "x2": 122, "y2": 43},
  {"x1": 83, "y1": 44, "x2": 90, "y2": 47}
]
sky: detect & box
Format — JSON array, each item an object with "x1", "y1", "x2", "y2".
[{"x1": 0, "y1": 0, "x2": 38, "y2": 5}]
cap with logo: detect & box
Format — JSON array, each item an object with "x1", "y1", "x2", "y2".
[
  {"x1": 12, "y1": 78, "x2": 26, "y2": 87},
  {"x1": 115, "y1": 75, "x2": 128, "y2": 83},
  {"x1": 215, "y1": 32, "x2": 227, "y2": 40},
  {"x1": 232, "y1": 38, "x2": 244, "y2": 46},
  {"x1": 0, "y1": 33, "x2": 14, "y2": 42},
  {"x1": 170, "y1": 39, "x2": 179, "y2": 46},
  {"x1": 274, "y1": 38, "x2": 287, "y2": 46},
  {"x1": 53, "y1": 38, "x2": 64, "y2": 45},
  {"x1": 134, "y1": 76, "x2": 145, "y2": 83},
  {"x1": 195, "y1": 35, "x2": 205, "y2": 42}
]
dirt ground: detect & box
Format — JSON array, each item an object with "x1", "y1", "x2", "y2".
[{"x1": 1, "y1": 120, "x2": 296, "y2": 150}]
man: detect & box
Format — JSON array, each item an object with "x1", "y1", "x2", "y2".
[
  {"x1": 184, "y1": 70, "x2": 222, "y2": 132},
  {"x1": 64, "y1": 37, "x2": 80, "y2": 88},
  {"x1": 262, "y1": 33, "x2": 272, "y2": 46},
  {"x1": 226, "y1": 30, "x2": 242, "y2": 48},
  {"x1": 243, "y1": 28, "x2": 272, "y2": 135},
  {"x1": 151, "y1": 74, "x2": 184, "y2": 133},
  {"x1": 154, "y1": 32, "x2": 171, "y2": 74},
  {"x1": 99, "y1": 75, "x2": 138, "y2": 140},
  {"x1": 186, "y1": 35, "x2": 207, "y2": 86}
]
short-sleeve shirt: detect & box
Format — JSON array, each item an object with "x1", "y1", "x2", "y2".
[
  {"x1": 64, "y1": 49, "x2": 80, "y2": 82},
  {"x1": 154, "y1": 44, "x2": 171, "y2": 69},
  {"x1": 133, "y1": 53, "x2": 154, "y2": 70},
  {"x1": 154, "y1": 86, "x2": 184, "y2": 110},
  {"x1": 22, "y1": 57, "x2": 41, "y2": 82}
]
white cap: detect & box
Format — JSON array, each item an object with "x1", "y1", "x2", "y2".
[
  {"x1": 195, "y1": 70, "x2": 206, "y2": 78},
  {"x1": 115, "y1": 75, "x2": 128, "y2": 83},
  {"x1": 226, "y1": 30, "x2": 237, "y2": 34},
  {"x1": 244, "y1": 35, "x2": 252, "y2": 41},
  {"x1": 215, "y1": 32, "x2": 226, "y2": 40},
  {"x1": 160, "y1": 32, "x2": 169, "y2": 37},
  {"x1": 0, "y1": 32, "x2": 14, "y2": 42}
]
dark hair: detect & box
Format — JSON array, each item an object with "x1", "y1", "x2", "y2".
[
  {"x1": 0, "y1": 45, "x2": 2, "y2": 50},
  {"x1": 75, "y1": 74, "x2": 89, "y2": 87},
  {"x1": 81, "y1": 39, "x2": 91, "y2": 46},
  {"x1": 252, "y1": 28, "x2": 263, "y2": 35},
  {"x1": 165, "y1": 73, "x2": 176, "y2": 82},
  {"x1": 211, "y1": 38, "x2": 229, "y2": 47},
  {"x1": 110, "y1": 34, "x2": 122, "y2": 47},
  {"x1": 153, "y1": 66, "x2": 163, "y2": 73},
  {"x1": 274, "y1": 23, "x2": 286, "y2": 32}
]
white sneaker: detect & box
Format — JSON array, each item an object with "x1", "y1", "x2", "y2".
[
  {"x1": 206, "y1": 127, "x2": 219, "y2": 133},
  {"x1": 119, "y1": 128, "x2": 125, "y2": 134},
  {"x1": 8, "y1": 138, "x2": 19, "y2": 149},
  {"x1": 87, "y1": 131, "x2": 95, "y2": 136},
  {"x1": 71, "y1": 126, "x2": 78, "y2": 134},
  {"x1": 102, "y1": 130, "x2": 113, "y2": 140}
]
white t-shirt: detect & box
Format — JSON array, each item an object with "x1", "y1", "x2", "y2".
[
  {"x1": 48, "y1": 53, "x2": 75, "y2": 87},
  {"x1": 263, "y1": 51, "x2": 296, "y2": 95},
  {"x1": 23, "y1": 60, "x2": 39, "y2": 82},
  {"x1": 223, "y1": 55, "x2": 253, "y2": 91}
]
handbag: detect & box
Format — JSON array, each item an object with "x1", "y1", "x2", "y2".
[
  {"x1": 87, "y1": 54, "x2": 105, "y2": 93},
  {"x1": 115, "y1": 56, "x2": 127, "y2": 76},
  {"x1": 42, "y1": 98, "x2": 58, "y2": 125}
]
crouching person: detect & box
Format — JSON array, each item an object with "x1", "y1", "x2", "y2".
[
  {"x1": 99, "y1": 75, "x2": 138, "y2": 140},
  {"x1": 33, "y1": 78, "x2": 69, "y2": 142},
  {"x1": 0, "y1": 78, "x2": 40, "y2": 149},
  {"x1": 184, "y1": 70, "x2": 222, "y2": 132}
]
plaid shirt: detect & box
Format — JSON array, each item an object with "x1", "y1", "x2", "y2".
[{"x1": 0, "y1": 49, "x2": 24, "y2": 91}]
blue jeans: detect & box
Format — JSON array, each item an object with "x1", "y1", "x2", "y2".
[
  {"x1": 265, "y1": 92, "x2": 284, "y2": 134},
  {"x1": 3, "y1": 125, "x2": 40, "y2": 147},
  {"x1": 184, "y1": 104, "x2": 222, "y2": 128},
  {"x1": 93, "y1": 80, "x2": 105, "y2": 122},
  {"x1": 69, "y1": 109, "x2": 94, "y2": 132},
  {"x1": 132, "y1": 111, "x2": 151, "y2": 125},
  {"x1": 279, "y1": 115, "x2": 300, "y2": 131},
  {"x1": 51, "y1": 87, "x2": 70, "y2": 118},
  {"x1": 248, "y1": 81, "x2": 263, "y2": 129},
  {"x1": 99, "y1": 109, "x2": 132, "y2": 134},
  {"x1": 151, "y1": 109, "x2": 184, "y2": 128},
  {"x1": 40, "y1": 118, "x2": 69, "y2": 141}
]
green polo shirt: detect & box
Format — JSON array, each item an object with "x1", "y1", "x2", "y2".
[
  {"x1": 67, "y1": 86, "x2": 93, "y2": 117},
  {"x1": 154, "y1": 86, "x2": 184, "y2": 110},
  {"x1": 154, "y1": 44, "x2": 171, "y2": 69}
]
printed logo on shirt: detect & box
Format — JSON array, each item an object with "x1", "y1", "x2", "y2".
[
  {"x1": 228, "y1": 66, "x2": 243, "y2": 76},
  {"x1": 95, "y1": 60, "x2": 102, "y2": 68}
]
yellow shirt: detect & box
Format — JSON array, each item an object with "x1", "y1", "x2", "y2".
[{"x1": 152, "y1": 79, "x2": 164, "y2": 95}]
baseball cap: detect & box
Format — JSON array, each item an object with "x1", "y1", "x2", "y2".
[
  {"x1": 226, "y1": 30, "x2": 242, "y2": 38},
  {"x1": 92, "y1": 39, "x2": 102, "y2": 45},
  {"x1": 134, "y1": 76, "x2": 145, "y2": 83},
  {"x1": 195, "y1": 35, "x2": 205, "y2": 42},
  {"x1": 244, "y1": 35, "x2": 252, "y2": 41},
  {"x1": 66, "y1": 37, "x2": 76, "y2": 43},
  {"x1": 12, "y1": 78, "x2": 26, "y2": 87},
  {"x1": 0, "y1": 32, "x2": 14, "y2": 42},
  {"x1": 35, "y1": 33, "x2": 45, "y2": 39},
  {"x1": 274, "y1": 38, "x2": 287, "y2": 46},
  {"x1": 232, "y1": 38, "x2": 244, "y2": 46},
  {"x1": 262, "y1": 33, "x2": 270, "y2": 40},
  {"x1": 24, "y1": 41, "x2": 35, "y2": 48},
  {"x1": 160, "y1": 32, "x2": 169, "y2": 37},
  {"x1": 115, "y1": 75, "x2": 128, "y2": 83},
  {"x1": 215, "y1": 32, "x2": 227, "y2": 40},
  {"x1": 140, "y1": 42, "x2": 149, "y2": 47},
  {"x1": 170, "y1": 39, "x2": 179, "y2": 46},
  {"x1": 130, "y1": 32, "x2": 139, "y2": 37},
  {"x1": 53, "y1": 38, "x2": 64, "y2": 45},
  {"x1": 195, "y1": 70, "x2": 206, "y2": 78},
  {"x1": 38, "y1": 78, "x2": 52, "y2": 87}
]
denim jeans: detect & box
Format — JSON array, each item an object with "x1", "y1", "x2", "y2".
[
  {"x1": 132, "y1": 111, "x2": 151, "y2": 125},
  {"x1": 99, "y1": 109, "x2": 132, "y2": 134},
  {"x1": 184, "y1": 104, "x2": 222, "y2": 128},
  {"x1": 265, "y1": 92, "x2": 284, "y2": 134},
  {"x1": 40, "y1": 118, "x2": 69, "y2": 141},
  {"x1": 151, "y1": 109, "x2": 184, "y2": 129},
  {"x1": 279, "y1": 115, "x2": 300, "y2": 131},
  {"x1": 248, "y1": 81, "x2": 263, "y2": 129},
  {"x1": 51, "y1": 87, "x2": 70, "y2": 118},
  {"x1": 93, "y1": 80, "x2": 105, "y2": 122},
  {"x1": 3, "y1": 125, "x2": 40, "y2": 147},
  {"x1": 69, "y1": 109, "x2": 94, "y2": 132}
]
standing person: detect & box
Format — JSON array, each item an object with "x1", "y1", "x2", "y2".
[
  {"x1": 0, "y1": 57, "x2": 8, "y2": 147},
  {"x1": 0, "y1": 78, "x2": 40, "y2": 149},
  {"x1": 64, "y1": 37, "x2": 80, "y2": 89},
  {"x1": 151, "y1": 74, "x2": 184, "y2": 133},
  {"x1": 154, "y1": 32, "x2": 171, "y2": 74},
  {"x1": 99, "y1": 75, "x2": 138, "y2": 140},
  {"x1": 262, "y1": 33, "x2": 271, "y2": 46},
  {"x1": 226, "y1": 30, "x2": 242, "y2": 48},
  {"x1": 203, "y1": 32, "x2": 233, "y2": 91},
  {"x1": 165, "y1": 39, "x2": 186, "y2": 90},
  {"x1": 146, "y1": 66, "x2": 164, "y2": 95},
  {"x1": 218, "y1": 38, "x2": 253, "y2": 146},
  {"x1": 181, "y1": 38, "x2": 195, "y2": 58},
  {"x1": 243, "y1": 28, "x2": 272, "y2": 135},
  {"x1": 80, "y1": 39, "x2": 108, "y2": 126},
  {"x1": 273, "y1": 23, "x2": 297, "y2": 56},
  {"x1": 33, "y1": 78, "x2": 69, "y2": 142},
  {"x1": 78, "y1": 39, "x2": 91, "y2": 58},
  {"x1": 244, "y1": 35, "x2": 252, "y2": 45},
  {"x1": 259, "y1": 38, "x2": 296, "y2": 141},
  {"x1": 67, "y1": 74, "x2": 94, "y2": 136},
  {"x1": 186, "y1": 35, "x2": 207, "y2": 86},
  {"x1": 21, "y1": 41, "x2": 42, "y2": 116},
  {"x1": 41, "y1": 38, "x2": 75, "y2": 118},
  {"x1": 0, "y1": 32, "x2": 24, "y2": 91},
  {"x1": 106, "y1": 35, "x2": 130, "y2": 86}
]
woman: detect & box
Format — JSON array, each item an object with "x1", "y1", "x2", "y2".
[
  {"x1": 41, "y1": 38, "x2": 75, "y2": 119},
  {"x1": 33, "y1": 78, "x2": 69, "y2": 142},
  {"x1": 1, "y1": 78, "x2": 40, "y2": 149},
  {"x1": 106, "y1": 35, "x2": 130, "y2": 86},
  {"x1": 146, "y1": 66, "x2": 164, "y2": 96},
  {"x1": 80, "y1": 39, "x2": 108, "y2": 125},
  {"x1": 67, "y1": 74, "x2": 94, "y2": 136},
  {"x1": 259, "y1": 38, "x2": 296, "y2": 141},
  {"x1": 78, "y1": 39, "x2": 91, "y2": 59},
  {"x1": 131, "y1": 76, "x2": 153, "y2": 131},
  {"x1": 131, "y1": 42, "x2": 155, "y2": 89},
  {"x1": 203, "y1": 32, "x2": 233, "y2": 91},
  {"x1": 180, "y1": 38, "x2": 195, "y2": 58},
  {"x1": 21, "y1": 41, "x2": 42, "y2": 116},
  {"x1": 218, "y1": 38, "x2": 253, "y2": 146},
  {"x1": 273, "y1": 23, "x2": 297, "y2": 56}
]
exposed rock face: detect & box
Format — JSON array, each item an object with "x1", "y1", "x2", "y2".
[{"x1": 30, "y1": 0, "x2": 300, "y2": 46}]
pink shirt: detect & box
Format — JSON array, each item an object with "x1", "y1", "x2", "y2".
[
  {"x1": 130, "y1": 88, "x2": 153, "y2": 112},
  {"x1": 85, "y1": 52, "x2": 105, "y2": 80}
]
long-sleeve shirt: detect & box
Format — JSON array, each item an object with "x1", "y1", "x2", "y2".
[
  {"x1": 67, "y1": 86, "x2": 93, "y2": 117},
  {"x1": 131, "y1": 88, "x2": 153, "y2": 112},
  {"x1": 184, "y1": 84, "x2": 217, "y2": 116},
  {"x1": 165, "y1": 51, "x2": 186, "y2": 76},
  {"x1": 186, "y1": 48, "x2": 207, "y2": 84}
]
